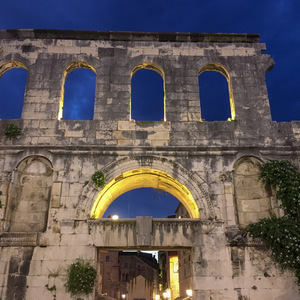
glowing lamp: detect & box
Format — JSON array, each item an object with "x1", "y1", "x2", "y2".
[
  {"x1": 186, "y1": 289, "x2": 192, "y2": 296},
  {"x1": 112, "y1": 215, "x2": 119, "y2": 220}
]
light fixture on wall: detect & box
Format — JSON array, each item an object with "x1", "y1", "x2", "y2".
[
  {"x1": 186, "y1": 289, "x2": 192, "y2": 296},
  {"x1": 112, "y1": 215, "x2": 119, "y2": 220},
  {"x1": 121, "y1": 294, "x2": 126, "y2": 299}
]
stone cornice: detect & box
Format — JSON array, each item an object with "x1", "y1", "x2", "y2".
[{"x1": 0, "y1": 29, "x2": 260, "y2": 44}]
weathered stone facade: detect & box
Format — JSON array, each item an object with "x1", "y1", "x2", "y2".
[{"x1": 0, "y1": 29, "x2": 300, "y2": 299}]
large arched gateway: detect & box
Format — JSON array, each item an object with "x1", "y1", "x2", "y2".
[
  {"x1": 0, "y1": 30, "x2": 299, "y2": 300},
  {"x1": 91, "y1": 168, "x2": 200, "y2": 219},
  {"x1": 76, "y1": 156, "x2": 213, "y2": 220}
]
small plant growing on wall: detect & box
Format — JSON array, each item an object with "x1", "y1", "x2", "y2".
[
  {"x1": 45, "y1": 266, "x2": 61, "y2": 300},
  {"x1": 65, "y1": 258, "x2": 97, "y2": 297},
  {"x1": 91, "y1": 171, "x2": 106, "y2": 188},
  {"x1": 5, "y1": 123, "x2": 22, "y2": 139},
  {"x1": 247, "y1": 160, "x2": 300, "y2": 286}
]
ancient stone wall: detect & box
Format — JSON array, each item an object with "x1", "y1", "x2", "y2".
[{"x1": 0, "y1": 29, "x2": 300, "y2": 300}]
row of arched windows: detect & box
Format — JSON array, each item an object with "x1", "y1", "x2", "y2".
[{"x1": 0, "y1": 60, "x2": 234, "y2": 121}]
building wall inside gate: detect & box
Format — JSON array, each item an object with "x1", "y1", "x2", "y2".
[{"x1": 0, "y1": 30, "x2": 300, "y2": 300}]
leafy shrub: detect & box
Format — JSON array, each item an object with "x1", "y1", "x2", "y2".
[
  {"x1": 248, "y1": 160, "x2": 300, "y2": 286},
  {"x1": 65, "y1": 258, "x2": 97, "y2": 296},
  {"x1": 91, "y1": 171, "x2": 106, "y2": 188},
  {"x1": 5, "y1": 123, "x2": 22, "y2": 139},
  {"x1": 259, "y1": 160, "x2": 300, "y2": 218}
]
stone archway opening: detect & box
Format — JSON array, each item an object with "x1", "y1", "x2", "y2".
[
  {"x1": 90, "y1": 168, "x2": 200, "y2": 219},
  {"x1": 96, "y1": 247, "x2": 192, "y2": 300}
]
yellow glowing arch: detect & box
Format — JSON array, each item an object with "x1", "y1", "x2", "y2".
[{"x1": 91, "y1": 168, "x2": 200, "y2": 219}]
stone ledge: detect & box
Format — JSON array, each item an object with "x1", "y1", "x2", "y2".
[{"x1": 0, "y1": 232, "x2": 39, "y2": 246}]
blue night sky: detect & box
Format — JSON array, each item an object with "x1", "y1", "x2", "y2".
[{"x1": 0, "y1": 0, "x2": 300, "y2": 217}]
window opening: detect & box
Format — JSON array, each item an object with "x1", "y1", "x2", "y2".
[
  {"x1": 60, "y1": 66, "x2": 96, "y2": 120},
  {"x1": 198, "y1": 70, "x2": 231, "y2": 121},
  {"x1": 0, "y1": 67, "x2": 27, "y2": 119},
  {"x1": 131, "y1": 68, "x2": 164, "y2": 121}
]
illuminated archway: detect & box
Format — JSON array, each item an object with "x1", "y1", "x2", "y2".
[{"x1": 91, "y1": 168, "x2": 200, "y2": 219}]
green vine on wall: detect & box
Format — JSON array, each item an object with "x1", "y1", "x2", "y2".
[
  {"x1": 65, "y1": 258, "x2": 97, "y2": 296},
  {"x1": 247, "y1": 160, "x2": 300, "y2": 285},
  {"x1": 91, "y1": 171, "x2": 106, "y2": 188}
]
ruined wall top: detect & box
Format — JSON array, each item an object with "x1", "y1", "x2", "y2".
[
  {"x1": 0, "y1": 29, "x2": 260, "y2": 44},
  {"x1": 1, "y1": 29, "x2": 298, "y2": 150}
]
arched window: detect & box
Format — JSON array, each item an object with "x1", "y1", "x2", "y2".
[
  {"x1": 198, "y1": 64, "x2": 235, "y2": 121},
  {"x1": 0, "y1": 61, "x2": 27, "y2": 119},
  {"x1": 59, "y1": 62, "x2": 96, "y2": 120},
  {"x1": 105, "y1": 255, "x2": 110, "y2": 262},
  {"x1": 131, "y1": 63, "x2": 165, "y2": 121}
]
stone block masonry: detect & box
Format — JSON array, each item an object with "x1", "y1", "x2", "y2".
[{"x1": 0, "y1": 29, "x2": 299, "y2": 300}]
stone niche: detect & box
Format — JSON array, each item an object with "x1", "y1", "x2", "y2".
[
  {"x1": 233, "y1": 157, "x2": 273, "y2": 228},
  {"x1": 8, "y1": 156, "x2": 53, "y2": 233}
]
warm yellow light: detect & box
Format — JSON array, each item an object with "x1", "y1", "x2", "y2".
[
  {"x1": 186, "y1": 289, "x2": 193, "y2": 296},
  {"x1": 162, "y1": 292, "x2": 168, "y2": 299},
  {"x1": 155, "y1": 295, "x2": 160, "y2": 300},
  {"x1": 121, "y1": 294, "x2": 126, "y2": 299},
  {"x1": 90, "y1": 168, "x2": 200, "y2": 219},
  {"x1": 111, "y1": 215, "x2": 119, "y2": 220},
  {"x1": 169, "y1": 256, "x2": 179, "y2": 298}
]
